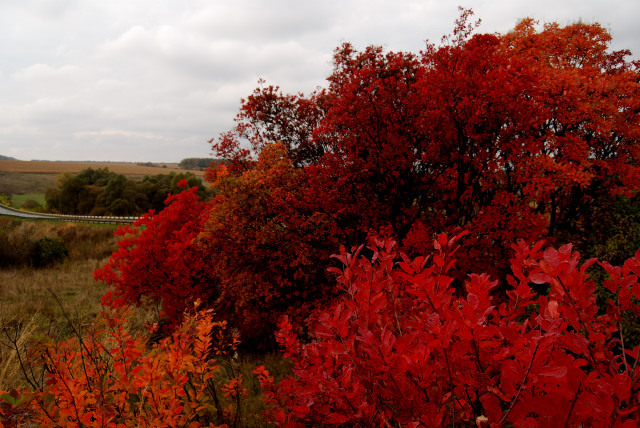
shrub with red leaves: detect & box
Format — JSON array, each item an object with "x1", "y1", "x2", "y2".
[
  {"x1": 94, "y1": 184, "x2": 217, "y2": 325},
  {"x1": 255, "y1": 233, "x2": 640, "y2": 427}
]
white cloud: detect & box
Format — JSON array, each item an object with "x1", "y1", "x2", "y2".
[
  {"x1": 0, "y1": 0, "x2": 638, "y2": 162},
  {"x1": 12, "y1": 63, "x2": 79, "y2": 79}
]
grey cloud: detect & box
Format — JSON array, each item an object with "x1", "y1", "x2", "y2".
[{"x1": 0, "y1": 0, "x2": 638, "y2": 162}]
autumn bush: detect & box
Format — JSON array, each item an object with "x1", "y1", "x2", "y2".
[
  {"x1": 85, "y1": 16, "x2": 640, "y2": 426},
  {"x1": 94, "y1": 181, "x2": 217, "y2": 326},
  {"x1": 96, "y1": 148, "x2": 340, "y2": 348},
  {"x1": 0, "y1": 305, "x2": 249, "y2": 427},
  {"x1": 29, "y1": 237, "x2": 69, "y2": 268},
  {"x1": 199, "y1": 143, "x2": 340, "y2": 346},
  {"x1": 7, "y1": 234, "x2": 640, "y2": 426},
  {"x1": 93, "y1": 11, "x2": 640, "y2": 354},
  {"x1": 253, "y1": 233, "x2": 640, "y2": 427}
]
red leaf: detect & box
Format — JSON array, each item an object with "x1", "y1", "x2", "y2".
[
  {"x1": 530, "y1": 273, "x2": 552, "y2": 284},
  {"x1": 538, "y1": 365, "x2": 567, "y2": 378},
  {"x1": 326, "y1": 412, "x2": 351, "y2": 423},
  {"x1": 632, "y1": 281, "x2": 640, "y2": 301}
]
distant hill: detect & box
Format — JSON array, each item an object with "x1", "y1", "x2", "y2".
[{"x1": 0, "y1": 155, "x2": 17, "y2": 160}]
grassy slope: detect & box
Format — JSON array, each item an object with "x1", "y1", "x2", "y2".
[
  {"x1": 9, "y1": 193, "x2": 46, "y2": 207},
  {"x1": 0, "y1": 219, "x2": 124, "y2": 389},
  {"x1": 0, "y1": 218, "x2": 289, "y2": 426}
]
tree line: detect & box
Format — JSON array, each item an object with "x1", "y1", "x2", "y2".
[
  {"x1": 45, "y1": 167, "x2": 209, "y2": 216},
  {"x1": 178, "y1": 157, "x2": 222, "y2": 170}
]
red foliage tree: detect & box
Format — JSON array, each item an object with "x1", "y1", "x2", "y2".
[
  {"x1": 98, "y1": 9, "x2": 640, "y2": 346},
  {"x1": 200, "y1": 143, "x2": 340, "y2": 345},
  {"x1": 213, "y1": 10, "x2": 640, "y2": 276},
  {"x1": 255, "y1": 234, "x2": 640, "y2": 427},
  {"x1": 95, "y1": 148, "x2": 338, "y2": 346},
  {"x1": 94, "y1": 182, "x2": 216, "y2": 325},
  {"x1": 211, "y1": 81, "x2": 327, "y2": 175}
]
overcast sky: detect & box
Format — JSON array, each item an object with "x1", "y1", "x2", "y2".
[{"x1": 1, "y1": 0, "x2": 638, "y2": 162}]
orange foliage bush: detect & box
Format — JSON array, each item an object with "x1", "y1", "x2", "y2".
[
  {"x1": 199, "y1": 143, "x2": 340, "y2": 346},
  {"x1": 0, "y1": 305, "x2": 245, "y2": 427}
]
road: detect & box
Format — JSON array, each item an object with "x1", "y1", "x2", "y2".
[{"x1": 0, "y1": 203, "x2": 138, "y2": 225}]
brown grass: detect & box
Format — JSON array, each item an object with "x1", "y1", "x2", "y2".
[
  {"x1": 0, "y1": 218, "x2": 119, "y2": 262},
  {"x1": 0, "y1": 160, "x2": 204, "y2": 177},
  {"x1": 0, "y1": 172, "x2": 57, "y2": 194},
  {"x1": 0, "y1": 219, "x2": 156, "y2": 390},
  {"x1": 0, "y1": 259, "x2": 159, "y2": 390},
  {"x1": 1, "y1": 260, "x2": 100, "y2": 389}
]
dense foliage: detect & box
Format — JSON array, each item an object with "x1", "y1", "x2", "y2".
[
  {"x1": 45, "y1": 167, "x2": 208, "y2": 216},
  {"x1": 6, "y1": 235, "x2": 640, "y2": 426},
  {"x1": 214, "y1": 10, "x2": 640, "y2": 277},
  {"x1": 199, "y1": 143, "x2": 340, "y2": 345},
  {"x1": 256, "y1": 234, "x2": 640, "y2": 426},
  {"x1": 96, "y1": 11, "x2": 640, "y2": 344},
  {"x1": 96, "y1": 149, "x2": 339, "y2": 346},
  {"x1": 95, "y1": 181, "x2": 217, "y2": 325}
]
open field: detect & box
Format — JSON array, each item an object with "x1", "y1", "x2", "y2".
[
  {"x1": 0, "y1": 172, "x2": 57, "y2": 195},
  {"x1": 0, "y1": 159, "x2": 205, "y2": 176},
  {"x1": 0, "y1": 160, "x2": 206, "y2": 197}
]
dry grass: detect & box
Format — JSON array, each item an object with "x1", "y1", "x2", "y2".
[
  {"x1": 0, "y1": 259, "x2": 110, "y2": 330},
  {"x1": 0, "y1": 219, "x2": 158, "y2": 389},
  {"x1": 0, "y1": 258, "x2": 159, "y2": 390},
  {"x1": 0, "y1": 160, "x2": 204, "y2": 177},
  {"x1": 0, "y1": 172, "x2": 57, "y2": 194},
  {"x1": 0, "y1": 260, "x2": 98, "y2": 389},
  {"x1": 0, "y1": 218, "x2": 119, "y2": 262}
]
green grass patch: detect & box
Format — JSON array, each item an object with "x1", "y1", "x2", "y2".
[{"x1": 10, "y1": 193, "x2": 45, "y2": 207}]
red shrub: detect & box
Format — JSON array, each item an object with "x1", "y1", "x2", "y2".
[
  {"x1": 199, "y1": 143, "x2": 340, "y2": 346},
  {"x1": 256, "y1": 233, "x2": 640, "y2": 427},
  {"x1": 94, "y1": 185, "x2": 216, "y2": 325}
]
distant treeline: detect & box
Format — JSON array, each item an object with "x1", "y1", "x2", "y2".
[
  {"x1": 45, "y1": 167, "x2": 210, "y2": 216},
  {"x1": 178, "y1": 158, "x2": 223, "y2": 170}
]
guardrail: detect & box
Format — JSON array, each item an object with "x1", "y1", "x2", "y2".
[{"x1": 0, "y1": 203, "x2": 139, "y2": 225}]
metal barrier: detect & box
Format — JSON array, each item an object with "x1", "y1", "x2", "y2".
[{"x1": 0, "y1": 203, "x2": 138, "y2": 225}]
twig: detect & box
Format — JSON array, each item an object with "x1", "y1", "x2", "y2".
[
  {"x1": 47, "y1": 288, "x2": 95, "y2": 393},
  {"x1": 563, "y1": 381, "x2": 581, "y2": 428},
  {"x1": 499, "y1": 339, "x2": 540, "y2": 425}
]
